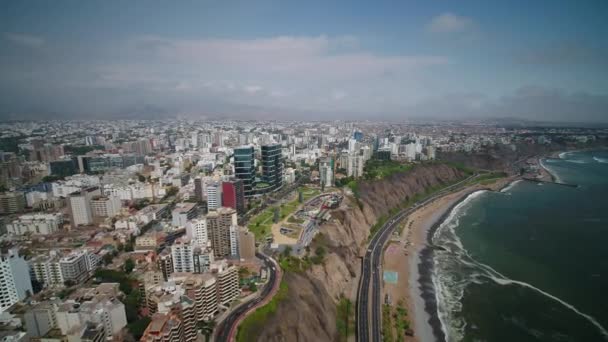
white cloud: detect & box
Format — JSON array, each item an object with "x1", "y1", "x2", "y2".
[
  {"x1": 4, "y1": 32, "x2": 45, "y2": 48},
  {"x1": 427, "y1": 13, "x2": 473, "y2": 34},
  {"x1": 87, "y1": 35, "x2": 448, "y2": 112}
]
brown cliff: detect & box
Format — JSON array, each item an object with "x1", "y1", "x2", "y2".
[{"x1": 255, "y1": 164, "x2": 466, "y2": 342}]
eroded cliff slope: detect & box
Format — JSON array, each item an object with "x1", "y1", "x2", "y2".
[{"x1": 255, "y1": 164, "x2": 466, "y2": 342}]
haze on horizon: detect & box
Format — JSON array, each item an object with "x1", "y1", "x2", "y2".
[{"x1": 1, "y1": 0, "x2": 608, "y2": 123}]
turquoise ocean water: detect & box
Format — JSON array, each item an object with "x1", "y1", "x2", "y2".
[{"x1": 432, "y1": 150, "x2": 608, "y2": 341}]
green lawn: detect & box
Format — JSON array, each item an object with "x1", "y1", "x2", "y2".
[
  {"x1": 247, "y1": 186, "x2": 320, "y2": 240},
  {"x1": 300, "y1": 186, "x2": 321, "y2": 201},
  {"x1": 236, "y1": 280, "x2": 289, "y2": 342},
  {"x1": 247, "y1": 209, "x2": 274, "y2": 240},
  {"x1": 364, "y1": 160, "x2": 413, "y2": 180}
]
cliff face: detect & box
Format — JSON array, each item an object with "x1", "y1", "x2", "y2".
[{"x1": 256, "y1": 164, "x2": 466, "y2": 342}]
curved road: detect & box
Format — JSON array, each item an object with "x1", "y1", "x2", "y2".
[
  {"x1": 356, "y1": 175, "x2": 477, "y2": 342},
  {"x1": 215, "y1": 252, "x2": 280, "y2": 342}
]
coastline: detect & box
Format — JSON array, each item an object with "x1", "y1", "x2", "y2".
[{"x1": 388, "y1": 176, "x2": 514, "y2": 342}]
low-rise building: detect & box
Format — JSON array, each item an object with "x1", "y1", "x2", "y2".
[{"x1": 7, "y1": 213, "x2": 63, "y2": 235}]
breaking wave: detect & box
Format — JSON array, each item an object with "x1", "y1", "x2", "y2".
[
  {"x1": 594, "y1": 157, "x2": 608, "y2": 164},
  {"x1": 431, "y1": 191, "x2": 608, "y2": 341}
]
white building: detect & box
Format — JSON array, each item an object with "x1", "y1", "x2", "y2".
[
  {"x1": 90, "y1": 195, "x2": 122, "y2": 218},
  {"x1": 0, "y1": 249, "x2": 33, "y2": 312},
  {"x1": 6, "y1": 213, "x2": 63, "y2": 235},
  {"x1": 206, "y1": 181, "x2": 222, "y2": 212},
  {"x1": 59, "y1": 250, "x2": 98, "y2": 284},
  {"x1": 28, "y1": 255, "x2": 64, "y2": 288},
  {"x1": 25, "y1": 191, "x2": 52, "y2": 207},
  {"x1": 405, "y1": 143, "x2": 417, "y2": 162},
  {"x1": 56, "y1": 297, "x2": 127, "y2": 340},
  {"x1": 347, "y1": 154, "x2": 364, "y2": 178},
  {"x1": 171, "y1": 239, "x2": 195, "y2": 273},
  {"x1": 68, "y1": 187, "x2": 101, "y2": 227},
  {"x1": 172, "y1": 203, "x2": 197, "y2": 228},
  {"x1": 187, "y1": 218, "x2": 208, "y2": 248}
]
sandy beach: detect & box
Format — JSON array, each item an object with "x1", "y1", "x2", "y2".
[{"x1": 381, "y1": 176, "x2": 515, "y2": 341}]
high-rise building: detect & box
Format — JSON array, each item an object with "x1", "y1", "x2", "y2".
[
  {"x1": 238, "y1": 228, "x2": 256, "y2": 261},
  {"x1": 59, "y1": 250, "x2": 92, "y2": 284},
  {"x1": 353, "y1": 131, "x2": 363, "y2": 142},
  {"x1": 171, "y1": 239, "x2": 195, "y2": 273},
  {"x1": 183, "y1": 274, "x2": 219, "y2": 322},
  {"x1": 319, "y1": 157, "x2": 334, "y2": 188},
  {"x1": 347, "y1": 154, "x2": 365, "y2": 178},
  {"x1": 157, "y1": 250, "x2": 174, "y2": 281},
  {"x1": 0, "y1": 192, "x2": 25, "y2": 214},
  {"x1": 141, "y1": 310, "x2": 185, "y2": 342},
  {"x1": 206, "y1": 207, "x2": 238, "y2": 259},
  {"x1": 193, "y1": 177, "x2": 204, "y2": 203},
  {"x1": 29, "y1": 255, "x2": 65, "y2": 288},
  {"x1": 50, "y1": 159, "x2": 78, "y2": 178},
  {"x1": 0, "y1": 249, "x2": 33, "y2": 312},
  {"x1": 234, "y1": 146, "x2": 255, "y2": 198},
  {"x1": 90, "y1": 195, "x2": 122, "y2": 218},
  {"x1": 206, "y1": 181, "x2": 222, "y2": 212},
  {"x1": 187, "y1": 218, "x2": 208, "y2": 248},
  {"x1": 214, "y1": 263, "x2": 239, "y2": 305},
  {"x1": 24, "y1": 303, "x2": 58, "y2": 338},
  {"x1": 68, "y1": 187, "x2": 101, "y2": 227},
  {"x1": 221, "y1": 179, "x2": 245, "y2": 215},
  {"x1": 261, "y1": 144, "x2": 283, "y2": 191},
  {"x1": 171, "y1": 203, "x2": 197, "y2": 228}
]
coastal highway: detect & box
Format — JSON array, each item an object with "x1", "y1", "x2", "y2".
[
  {"x1": 357, "y1": 175, "x2": 477, "y2": 342},
  {"x1": 214, "y1": 252, "x2": 279, "y2": 342}
]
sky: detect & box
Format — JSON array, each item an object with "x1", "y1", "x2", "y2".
[{"x1": 1, "y1": 0, "x2": 608, "y2": 123}]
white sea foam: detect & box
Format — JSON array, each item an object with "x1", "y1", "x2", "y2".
[
  {"x1": 594, "y1": 157, "x2": 608, "y2": 164},
  {"x1": 500, "y1": 180, "x2": 522, "y2": 193},
  {"x1": 559, "y1": 152, "x2": 570, "y2": 159},
  {"x1": 565, "y1": 159, "x2": 588, "y2": 164},
  {"x1": 433, "y1": 221, "x2": 608, "y2": 341},
  {"x1": 539, "y1": 159, "x2": 564, "y2": 184},
  {"x1": 431, "y1": 191, "x2": 488, "y2": 341},
  {"x1": 489, "y1": 276, "x2": 608, "y2": 339}
]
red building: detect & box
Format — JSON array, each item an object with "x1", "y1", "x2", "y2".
[{"x1": 222, "y1": 179, "x2": 245, "y2": 215}]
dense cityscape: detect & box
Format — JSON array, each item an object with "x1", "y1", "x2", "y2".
[{"x1": 0, "y1": 119, "x2": 605, "y2": 341}]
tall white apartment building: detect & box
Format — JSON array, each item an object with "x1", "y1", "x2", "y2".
[
  {"x1": 171, "y1": 239, "x2": 195, "y2": 273},
  {"x1": 29, "y1": 255, "x2": 64, "y2": 288},
  {"x1": 68, "y1": 187, "x2": 101, "y2": 227},
  {"x1": 187, "y1": 218, "x2": 208, "y2": 248},
  {"x1": 0, "y1": 249, "x2": 33, "y2": 312},
  {"x1": 347, "y1": 154, "x2": 364, "y2": 178},
  {"x1": 206, "y1": 181, "x2": 222, "y2": 212},
  {"x1": 90, "y1": 195, "x2": 122, "y2": 218}
]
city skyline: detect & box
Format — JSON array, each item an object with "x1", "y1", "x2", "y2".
[{"x1": 1, "y1": 1, "x2": 608, "y2": 123}]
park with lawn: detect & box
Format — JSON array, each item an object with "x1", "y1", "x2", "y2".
[{"x1": 247, "y1": 186, "x2": 321, "y2": 242}]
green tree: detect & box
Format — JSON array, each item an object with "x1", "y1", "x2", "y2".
[
  {"x1": 102, "y1": 253, "x2": 114, "y2": 265},
  {"x1": 137, "y1": 174, "x2": 146, "y2": 182},
  {"x1": 198, "y1": 320, "x2": 216, "y2": 342},
  {"x1": 124, "y1": 258, "x2": 135, "y2": 273},
  {"x1": 273, "y1": 207, "x2": 280, "y2": 223}
]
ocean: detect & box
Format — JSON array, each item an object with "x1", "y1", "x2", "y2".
[{"x1": 431, "y1": 149, "x2": 608, "y2": 342}]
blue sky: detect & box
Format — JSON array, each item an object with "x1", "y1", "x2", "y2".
[{"x1": 1, "y1": 0, "x2": 608, "y2": 122}]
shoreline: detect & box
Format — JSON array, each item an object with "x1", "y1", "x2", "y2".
[{"x1": 391, "y1": 177, "x2": 514, "y2": 342}]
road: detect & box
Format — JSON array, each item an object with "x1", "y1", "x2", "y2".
[
  {"x1": 356, "y1": 175, "x2": 477, "y2": 342},
  {"x1": 214, "y1": 252, "x2": 280, "y2": 342}
]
